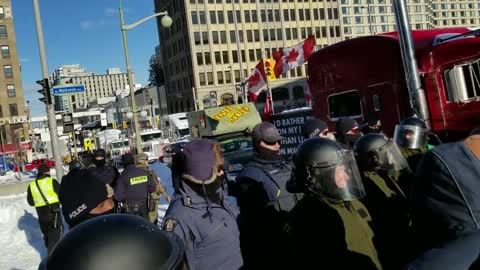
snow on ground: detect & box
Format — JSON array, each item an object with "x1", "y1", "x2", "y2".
[{"x1": 0, "y1": 193, "x2": 169, "y2": 270}]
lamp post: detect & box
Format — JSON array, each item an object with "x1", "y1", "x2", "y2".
[{"x1": 119, "y1": 1, "x2": 172, "y2": 153}]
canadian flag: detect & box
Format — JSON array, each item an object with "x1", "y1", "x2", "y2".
[
  {"x1": 273, "y1": 35, "x2": 316, "y2": 77},
  {"x1": 246, "y1": 60, "x2": 267, "y2": 101}
]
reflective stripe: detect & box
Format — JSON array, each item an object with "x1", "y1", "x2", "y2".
[
  {"x1": 29, "y1": 177, "x2": 59, "y2": 207},
  {"x1": 130, "y1": 175, "x2": 148, "y2": 185}
]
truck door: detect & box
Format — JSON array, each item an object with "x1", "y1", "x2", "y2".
[{"x1": 366, "y1": 82, "x2": 401, "y2": 137}]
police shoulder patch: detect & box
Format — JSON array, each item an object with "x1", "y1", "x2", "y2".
[{"x1": 163, "y1": 218, "x2": 177, "y2": 232}]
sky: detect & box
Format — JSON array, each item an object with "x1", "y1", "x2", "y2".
[{"x1": 12, "y1": 0, "x2": 161, "y2": 116}]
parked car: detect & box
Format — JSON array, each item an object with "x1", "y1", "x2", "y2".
[{"x1": 14, "y1": 158, "x2": 55, "y2": 172}]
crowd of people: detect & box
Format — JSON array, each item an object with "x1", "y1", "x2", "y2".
[{"x1": 28, "y1": 114, "x2": 480, "y2": 270}]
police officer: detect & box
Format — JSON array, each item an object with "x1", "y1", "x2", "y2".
[
  {"x1": 394, "y1": 116, "x2": 431, "y2": 171},
  {"x1": 285, "y1": 138, "x2": 382, "y2": 269},
  {"x1": 136, "y1": 152, "x2": 171, "y2": 224},
  {"x1": 162, "y1": 139, "x2": 243, "y2": 270},
  {"x1": 335, "y1": 117, "x2": 362, "y2": 148},
  {"x1": 303, "y1": 118, "x2": 336, "y2": 140},
  {"x1": 235, "y1": 122, "x2": 301, "y2": 269},
  {"x1": 88, "y1": 148, "x2": 119, "y2": 188},
  {"x1": 39, "y1": 214, "x2": 187, "y2": 270},
  {"x1": 354, "y1": 134, "x2": 413, "y2": 268},
  {"x1": 114, "y1": 153, "x2": 156, "y2": 220},
  {"x1": 26, "y1": 164, "x2": 63, "y2": 254}
]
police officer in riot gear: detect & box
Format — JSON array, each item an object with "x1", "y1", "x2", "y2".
[
  {"x1": 354, "y1": 134, "x2": 413, "y2": 269},
  {"x1": 88, "y1": 148, "x2": 120, "y2": 188},
  {"x1": 39, "y1": 214, "x2": 188, "y2": 270},
  {"x1": 285, "y1": 138, "x2": 381, "y2": 269},
  {"x1": 394, "y1": 116, "x2": 430, "y2": 171}
]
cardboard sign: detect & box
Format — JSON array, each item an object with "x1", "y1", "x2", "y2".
[{"x1": 270, "y1": 109, "x2": 313, "y2": 156}]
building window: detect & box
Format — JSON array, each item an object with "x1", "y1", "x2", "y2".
[
  {"x1": 207, "y1": 72, "x2": 213, "y2": 85},
  {"x1": 9, "y1": 103, "x2": 17, "y2": 116},
  {"x1": 202, "y1": 31, "x2": 208, "y2": 44},
  {"x1": 212, "y1": 32, "x2": 219, "y2": 44},
  {"x1": 228, "y1": 11, "x2": 234, "y2": 23},
  {"x1": 0, "y1": 7, "x2": 4, "y2": 19},
  {"x1": 230, "y1": 30, "x2": 236, "y2": 43},
  {"x1": 4, "y1": 65, "x2": 12, "y2": 77},
  {"x1": 199, "y1": 73, "x2": 206, "y2": 86},
  {"x1": 220, "y1": 31, "x2": 226, "y2": 43},
  {"x1": 191, "y1": 11, "x2": 198, "y2": 24},
  {"x1": 210, "y1": 11, "x2": 217, "y2": 24},
  {"x1": 221, "y1": 93, "x2": 234, "y2": 105},
  {"x1": 218, "y1": 11, "x2": 224, "y2": 24},
  {"x1": 217, "y1": 71, "x2": 224, "y2": 84},
  {"x1": 215, "y1": 51, "x2": 221, "y2": 64},
  {"x1": 252, "y1": 10, "x2": 258, "y2": 22},
  {"x1": 244, "y1": 10, "x2": 251, "y2": 23},
  {"x1": 225, "y1": 71, "x2": 231, "y2": 83},
  {"x1": 194, "y1": 32, "x2": 201, "y2": 45},
  {"x1": 232, "y1": 51, "x2": 239, "y2": 63},
  {"x1": 1, "y1": 45, "x2": 9, "y2": 58},
  {"x1": 204, "y1": 52, "x2": 211, "y2": 65},
  {"x1": 199, "y1": 11, "x2": 206, "y2": 24},
  {"x1": 328, "y1": 90, "x2": 362, "y2": 119},
  {"x1": 0, "y1": 26, "x2": 6, "y2": 38},
  {"x1": 254, "y1": 30, "x2": 260, "y2": 42},
  {"x1": 196, "y1": 52, "x2": 203, "y2": 65},
  {"x1": 6, "y1": 84, "x2": 15, "y2": 97},
  {"x1": 222, "y1": 51, "x2": 229, "y2": 63}
]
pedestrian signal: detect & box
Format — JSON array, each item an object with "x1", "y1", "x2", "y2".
[
  {"x1": 122, "y1": 121, "x2": 128, "y2": 129},
  {"x1": 263, "y1": 58, "x2": 276, "y2": 81},
  {"x1": 84, "y1": 139, "x2": 93, "y2": 152}
]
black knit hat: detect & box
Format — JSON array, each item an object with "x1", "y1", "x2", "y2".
[
  {"x1": 59, "y1": 169, "x2": 110, "y2": 227},
  {"x1": 303, "y1": 118, "x2": 328, "y2": 139},
  {"x1": 37, "y1": 164, "x2": 50, "y2": 177},
  {"x1": 122, "y1": 153, "x2": 135, "y2": 166}
]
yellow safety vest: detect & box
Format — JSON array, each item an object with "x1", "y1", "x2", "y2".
[{"x1": 29, "y1": 177, "x2": 59, "y2": 207}]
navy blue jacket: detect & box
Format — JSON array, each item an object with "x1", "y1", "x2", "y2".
[
  {"x1": 162, "y1": 182, "x2": 243, "y2": 270},
  {"x1": 412, "y1": 141, "x2": 480, "y2": 251},
  {"x1": 114, "y1": 164, "x2": 156, "y2": 202},
  {"x1": 406, "y1": 232, "x2": 480, "y2": 270}
]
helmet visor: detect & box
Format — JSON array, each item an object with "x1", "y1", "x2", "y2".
[
  {"x1": 375, "y1": 140, "x2": 410, "y2": 171},
  {"x1": 308, "y1": 150, "x2": 366, "y2": 202},
  {"x1": 394, "y1": 124, "x2": 427, "y2": 149}
]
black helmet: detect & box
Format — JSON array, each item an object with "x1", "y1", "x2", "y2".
[
  {"x1": 68, "y1": 160, "x2": 83, "y2": 171},
  {"x1": 93, "y1": 149, "x2": 106, "y2": 158},
  {"x1": 354, "y1": 134, "x2": 409, "y2": 171},
  {"x1": 394, "y1": 116, "x2": 428, "y2": 149},
  {"x1": 291, "y1": 138, "x2": 365, "y2": 202},
  {"x1": 41, "y1": 214, "x2": 187, "y2": 270}
]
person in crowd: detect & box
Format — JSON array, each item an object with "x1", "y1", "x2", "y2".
[
  {"x1": 410, "y1": 128, "x2": 480, "y2": 267},
  {"x1": 285, "y1": 138, "x2": 381, "y2": 269},
  {"x1": 354, "y1": 134, "x2": 413, "y2": 269},
  {"x1": 26, "y1": 164, "x2": 62, "y2": 254},
  {"x1": 39, "y1": 214, "x2": 188, "y2": 270},
  {"x1": 136, "y1": 153, "x2": 171, "y2": 224},
  {"x1": 361, "y1": 112, "x2": 383, "y2": 135},
  {"x1": 235, "y1": 122, "x2": 301, "y2": 269},
  {"x1": 87, "y1": 148, "x2": 119, "y2": 188},
  {"x1": 335, "y1": 117, "x2": 362, "y2": 148},
  {"x1": 114, "y1": 153, "x2": 156, "y2": 219},
  {"x1": 394, "y1": 116, "x2": 430, "y2": 171},
  {"x1": 59, "y1": 165, "x2": 115, "y2": 229},
  {"x1": 162, "y1": 139, "x2": 243, "y2": 270},
  {"x1": 149, "y1": 155, "x2": 174, "y2": 204},
  {"x1": 303, "y1": 117, "x2": 336, "y2": 140}
]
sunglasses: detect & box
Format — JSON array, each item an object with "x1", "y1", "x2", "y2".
[{"x1": 264, "y1": 140, "x2": 281, "y2": 146}]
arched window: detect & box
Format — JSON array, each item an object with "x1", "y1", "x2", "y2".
[
  {"x1": 202, "y1": 93, "x2": 217, "y2": 109},
  {"x1": 221, "y1": 93, "x2": 234, "y2": 105},
  {"x1": 293, "y1": 86, "x2": 306, "y2": 107}
]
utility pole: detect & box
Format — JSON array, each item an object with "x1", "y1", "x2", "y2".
[{"x1": 32, "y1": 0, "x2": 64, "y2": 178}]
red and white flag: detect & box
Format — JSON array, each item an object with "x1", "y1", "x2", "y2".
[
  {"x1": 246, "y1": 60, "x2": 266, "y2": 101},
  {"x1": 273, "y1": 35, "x2": 316, "y2": 77}
]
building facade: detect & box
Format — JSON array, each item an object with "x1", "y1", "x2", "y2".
[
  {"x1": 155, "y1": 0, "x2": 343, "y2": 113},
  {"x1": 0, "y1": 0, "x2": 28, "y2": 144},
  {"x1": 51, "y1": 64, "x2": 132, "y2": 112}
]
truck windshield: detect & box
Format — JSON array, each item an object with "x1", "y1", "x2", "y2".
[
  {"x1": 178, "y1": 128, "x2": 190, "y2": 137},
  {"x1": 141, "y1": 132, "x2": 162, "y2": 142},
  {"x1": 218, "y1": 136, "x2": 252, "y2": 153},
  {"x1": 111, "y1": 141, "x2": 127, "y2": 149}
]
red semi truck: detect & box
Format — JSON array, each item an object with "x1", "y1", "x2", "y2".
[{"x1": 308, "y1": 28, "x2": 480, "y2": 141}]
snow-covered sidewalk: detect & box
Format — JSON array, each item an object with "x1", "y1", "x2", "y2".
[{"x1": 0, "y1": 193, "x2": 169, "y2": 270}]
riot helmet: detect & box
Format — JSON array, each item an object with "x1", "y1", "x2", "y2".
[
  {"x1": 394, "y1": 117, "x2": 428, "y2": 149},
  {"x1": 41, "y1": 214, "x2": 188, "y2": 270},
  {"x1": 292, "y1": 138, "x2": 366, "y2": 202},
  {"x1": 354, "y1": 133, "x2": 409, "y2": 172}
]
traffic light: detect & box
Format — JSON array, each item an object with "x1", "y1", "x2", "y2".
[
  {"x1": 263, "y1": 58, "x2": 277, "y2": 81},
  {"x1": 36, "y1": 78, "x2": 52, "y2": 105},
  {"x1": 62, "y1": 113, "x2": 74, "y2": 133},
  {"x1": 112, "y1": 122, "x2": 117, "y2": 129},
  {"x1": 122, "y1": 121, "x2": 128, "y2": 129}
]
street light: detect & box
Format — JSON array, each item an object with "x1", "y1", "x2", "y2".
[{"x1": 119, "y1": 1, "x2": 172, "y2": 153}]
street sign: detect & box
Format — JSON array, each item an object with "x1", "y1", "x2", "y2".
[{"x1": 52, "y1": 85, "x2": 85, "y2": 95}]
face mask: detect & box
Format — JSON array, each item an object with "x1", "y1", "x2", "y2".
[
  {"x1": 93, "y1": 159, "x2": 106, "y2": 167},
  {"x1": 186, "y1": 175, "x2": 224, "y2": 203},
  {"x1": 344, "y1": 134, "x2": 360, "y2": 147}
]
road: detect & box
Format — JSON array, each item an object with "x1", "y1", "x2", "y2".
[{"x1": 0, "y1": 180, "x2": 32, "y2": 196}]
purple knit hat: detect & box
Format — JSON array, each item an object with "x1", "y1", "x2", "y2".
[{"x1": 182, "y1": 139, "x2": 217, "y2": 184}]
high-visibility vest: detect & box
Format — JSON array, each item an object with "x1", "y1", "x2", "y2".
[{"x1": 29, "y1": 177, "x2": 59, "y2": 207}]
